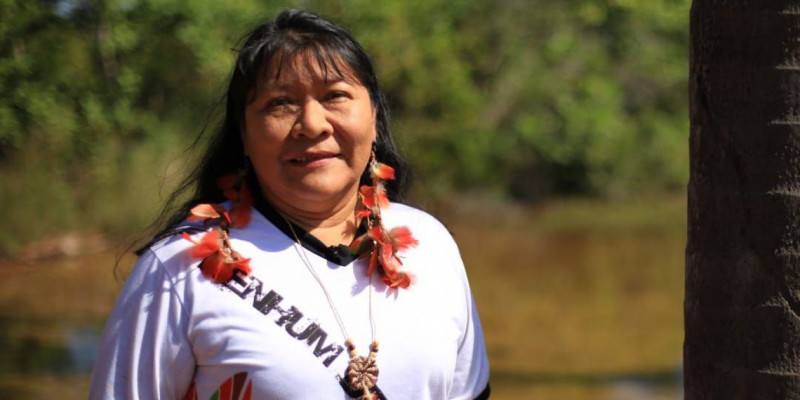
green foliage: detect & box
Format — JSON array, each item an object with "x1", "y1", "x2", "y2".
[{"x1": 0, "y1": 0, "x2": 690, "y2": 253}]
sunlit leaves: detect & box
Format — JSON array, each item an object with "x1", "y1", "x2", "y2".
[{"x1": 0, "y1": 0, "x2": 692, "y2": 255}]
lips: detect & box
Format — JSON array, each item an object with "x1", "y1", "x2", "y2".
[{"x1": 286, "y1": 151, "x2": 339, "y2": 164}]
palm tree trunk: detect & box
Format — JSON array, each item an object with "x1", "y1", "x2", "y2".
[{"x1": 687, "y1": 1, "x2": 800, "y2": 398}]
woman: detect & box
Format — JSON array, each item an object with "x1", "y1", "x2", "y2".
[{"x1": 90, "y1": 9, "x2": 490, "y2": 400}]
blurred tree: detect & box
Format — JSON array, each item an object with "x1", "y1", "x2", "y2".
[
  {"x1": 0, "y1": 0, "x2": 691, "y2": 253},
  {"x1": 686, "y1": 0, "x2": 800, "y2": 397}
]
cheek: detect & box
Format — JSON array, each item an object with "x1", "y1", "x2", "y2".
[
  {"x1": 355, "y1": 113, "x2": 377, "y2": 148},
  {"x1": 336, "y1": 112, "x2": 375, "y2": 153},
  {"x1": 349, "y1": 126, "x2": 375, "y2": 162},
  {"x1": 352, "y1": 140, "x2": 375, "y2": 177},
  {"x1": 243, "y1": 116, "x2": 285, "y2": 157}
]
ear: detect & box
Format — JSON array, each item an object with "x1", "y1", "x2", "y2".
[{"x1": 371, "y1": 108, "x2": 379, "y2": 143}]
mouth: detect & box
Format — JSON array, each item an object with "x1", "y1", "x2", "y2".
[{"x1": 287, "y1": 152, "x2": 339, "y2": 164}]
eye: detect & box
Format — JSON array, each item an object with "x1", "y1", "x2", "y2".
[
  {"x1": 263, "y1": 97, "x2": 300, "y2": 115},
  {"x1": 266, "y1": 97, "x2": 292, "y2": 110},
  {"x1": 324, "y1": 91, "x2": 349, "y2": 102}
]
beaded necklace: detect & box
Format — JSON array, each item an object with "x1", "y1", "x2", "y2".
[{"x1": 285, "y1": 219, "x2": 380, "y2": 399}]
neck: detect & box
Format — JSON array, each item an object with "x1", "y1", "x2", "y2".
[{"x1": 263, "y1": 189, "x2": 361, "y2": 247}]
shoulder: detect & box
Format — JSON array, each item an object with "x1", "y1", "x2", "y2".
[
  {"x1": 382, "y1": 202, "x2": 454, "y2": 245},
  {"x1": 147, "y1": 232, "x2": 194, "y2": 263},
  {"x1": 133, "y1": 230, "x2": 201, "y2": 283},
  {"x1": 381, "y1": 202, "x2": 466, "y2": 282}
]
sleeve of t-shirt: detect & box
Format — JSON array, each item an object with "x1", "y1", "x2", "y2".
[
  {"x1": 446, "y1": 238, "x2": 491, "y2": 400},
  {"x1": 89, "y1": 249, "x2": 196, "y2": 399}
]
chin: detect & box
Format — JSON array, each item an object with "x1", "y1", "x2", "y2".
[{"x1": 289, "y1": 179, "x2": 358, "y2": 202}]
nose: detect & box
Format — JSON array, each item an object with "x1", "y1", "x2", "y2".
[{"x1": 293, "y1": 100, "x2": 333, "y2": 139}]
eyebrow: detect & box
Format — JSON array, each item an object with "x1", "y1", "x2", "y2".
[{"x1": 265, "y1": 76, "x2": 350, "y2": 92}]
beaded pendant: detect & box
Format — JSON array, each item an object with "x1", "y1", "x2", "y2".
[{"x1": 344, "y1": 339, "x2": 380, "y2": 400}]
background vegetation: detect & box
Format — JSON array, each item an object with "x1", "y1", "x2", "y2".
[{"x1": 0, "y1": 0, "x2": 689, "y2": 254}]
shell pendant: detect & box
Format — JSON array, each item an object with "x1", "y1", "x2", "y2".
[{"x1": 344, "y1": 340, "x2": 380, "y2": 400}]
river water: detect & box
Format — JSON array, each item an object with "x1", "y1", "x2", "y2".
[{"x1": 0, "y1": 198, "x2": 685, "y2": 399}]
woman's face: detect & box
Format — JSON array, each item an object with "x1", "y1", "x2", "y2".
[{"x1": 243, "y1": 55, "x2": 376, "y2": 211}]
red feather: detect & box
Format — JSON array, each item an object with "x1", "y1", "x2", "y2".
[
  {"x1": 370, "y1": 162, "x2": 395, "y2": 180},
  {"x1": 359, "y1": 185, "x2": 389, "y2": 209},
  {"x1": 367, "y1": 248, "x2": 380, "y2": 276},
  {"x1": 216, "y1": 175, "x2": 239, "y2": 202},
  {"x1": 230, "y1": 203, "x2": 251, "y2": 227},
  {"x1": 388, "y1": 226, "x2": 418, "y2": 251},
  {"x1": 180, "y1": 232, "x2": 195, "y2": 243},
  {"x1": 191, "y1": 230, "x2": 221, "y2": 258},
  {"x1": 230, "y1": 257, "x2": 252, "y2": 277},
  {"x1": 355, "y1": 209, "x2": 372, "y2": 220},
  {"x1": 199, "y1": 251, "x2": 226, "y2": 282},
  {"x1": 379, "y1": 247, "x2": 401, "y2": 275},
  {"x1": 383, "y1": 271, "x2": 412, "y2": 289},
  {"x1": 188, "y1": 204, "x2": 223, "y2": 221},
  {"x1": 367, "y1": 226, "x2": 384, "y2": 242}
]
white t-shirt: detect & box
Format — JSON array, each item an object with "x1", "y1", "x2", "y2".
[{"x1": 89, "y1": 202, "x2": 490, "y2": 399}]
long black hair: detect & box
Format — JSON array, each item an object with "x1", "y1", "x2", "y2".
[{"x1": 137, "y1": 9, "x2": 409, "y2": 254}]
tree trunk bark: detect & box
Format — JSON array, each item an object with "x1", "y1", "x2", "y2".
[{"x1": 687, "y1": 1, "x2": 800, "y2": 398}]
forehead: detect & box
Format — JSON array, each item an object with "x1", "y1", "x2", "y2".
[{"x1": 261, "y1": 49, "x2": 362, "y2": 88}]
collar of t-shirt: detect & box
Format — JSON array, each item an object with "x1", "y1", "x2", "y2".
[{"x1": 251, "y1": 192, "x2": 367, "y2": 267}]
